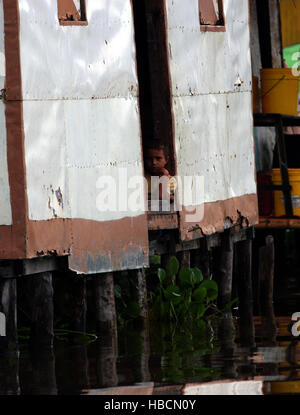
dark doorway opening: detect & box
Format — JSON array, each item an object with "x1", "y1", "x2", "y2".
[{"x1": 132, "y1": 0, "x2": 175, "y2": 176}]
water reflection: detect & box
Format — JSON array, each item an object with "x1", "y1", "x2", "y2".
[
  {"x1": 0, "y1": 312, "x2": 299, "y2": 395},
  {"x1": 0, "y1": 351, "x2": 20, "y2": 395}
]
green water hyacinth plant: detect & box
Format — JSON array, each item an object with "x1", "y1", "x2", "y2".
[{"x1": 149, "y1": 256, "x2": 219, "y2": 323}]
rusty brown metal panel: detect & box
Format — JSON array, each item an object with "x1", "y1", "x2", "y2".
[
  {"x1": 147, "y1": 212, "x2": 178, "y2": 231},
  {"x1": 68, "y1": 216, "x2": 149, "y2": 274},
  {"x1": 180, "y1": 194, "x2": 258, "y2": 241},
  {"x1": 199, "y1": 0, "x2": 219, "y2": 25},
  {"x1": 57, "y1": 0, "x2": 81, "y2": 21},
  {"x1": 0, "y1": 0, "x2": 27, "y2": 259}
]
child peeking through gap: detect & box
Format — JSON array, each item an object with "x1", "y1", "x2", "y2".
[{"x1": 144, "y1": 142, "x2": 177, "y2": 204}]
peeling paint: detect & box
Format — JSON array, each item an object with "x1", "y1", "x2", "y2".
[{"x1": 55, "y1": 187, "x2": 63, "y2": 208}]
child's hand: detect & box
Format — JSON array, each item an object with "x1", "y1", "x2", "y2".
[
  {"x1": 151, "y1": 166, "x2": 169, "y2": 176},
  {"x1": 159, "y1": 167, "x2": 170, "y2": 176}
]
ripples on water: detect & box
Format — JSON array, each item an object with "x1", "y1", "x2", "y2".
[{"x1": 0, "y1": 309, "x2": 299, "y2": 395}]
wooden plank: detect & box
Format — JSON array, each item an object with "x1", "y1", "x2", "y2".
[
  {"x1": 149, "y1": 227, "x2": 253, "y2": 255},
  {"x1": 147, "y1": 213, "x2": 178, "y2": 230},
  {"x1": 254, "y1": 113, "x2": 300, "y2": 127},
  {"x1": 268, "y1": 0, "x2": 283, "y2": 68},
  {"x1": 22, "y1": 256, "x2": 68, "y2": 276},
  {"x1": 0, "y1": 261, "x2": 16, "y2": 279},
  {"x1": 256, "y1": 217, "x2": 300, "y2": 228}
]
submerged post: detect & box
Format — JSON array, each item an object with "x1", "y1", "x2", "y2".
[
  {"x1": 259, "y1": 235, "x2": 277, "y2": 346},
  {"x1": 235, "y1": 238, "x2": 255, "y2": 348}
]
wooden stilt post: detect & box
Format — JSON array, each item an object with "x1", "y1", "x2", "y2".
[
  {"x1": 192, "y1": 242, "x2": 210, "y2": 280},
  {"x1": 96, "y1": 332, "x2": 118, "y2": 388},
  {"x1": 259, "y1": 235, "x2": 277, "y2": 346},
  {"x1": 28, "y1": 272, "x2": 54, "y2": 348},
  {"x1": 130, "y1": 318, "x2": 151, "y2": 383},
  {"x1": 0, "y1": 278, "x2": 18, "y2": 351},
  {"x1": 0, "y1": 351, "x2": 20, "y2": 394},
  {"x1": 235, "y1": 238, "x2": 255, "y2": 348},
  {"x1": 218, "y1": 314, "x2": 237, "y2": 379},
  {"x1": 216, "y1": 231, "x2": 234, "y2": 310},
  {"x1": 94, "y1": 272, "x2": 117, "y2": 333},
  {"x1": 68, "y1": 273, "x2": 87, "y2": 334},
  {"x1": 70, "y1": 346, "x2": 90, "y2": 391},
  {"x1": 129, "y1": 268, "x2": 148, "y2": 321},
  {"x1": 29, "y1": 349, "x2": 57, "y2": 395},
  {"x1": 179, "y1": 250, "x2": 190, "y2": 269}
]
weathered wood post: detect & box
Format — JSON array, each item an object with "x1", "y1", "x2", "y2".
[
  {"x1": 191, "y1": 240, "x2": 211, "y2": 280},
  {"x1": 0, "y1": 278, "x2": 18, "y2": 351},
  {"x1": 28, "y1": 349, "x2": 57, "y2": 395},
  {"x1": 215, "y1": 231, "x2": 234, "y2": 310},
  {"x1": 218, "y1": 314, "x2": 237, "y2": 379},
  {"x1": 93, "y1": 272, "x2": 117, "y2": 333},
  {"x1": 27, "y1": 272, "x2": 54, "y2": 348},
  {"x1": 68, "y1": 272, "x2": 87, "y2": 334},
  {"x1": 0, "y1": 351, "x2": 20, "y2": 395},
  {"x1": 235, "y1": 237, "x2": 255, "y2": 348},
  {"x1": 259, "y1": 235, "x2": 277, "y2": 346},
  {"x1": 70, "y1": 346, "x2": 90, "y2": 391},
  {"x1": 96, "y1": 332, "x2": 118, "y2": 388},
  {"x1": 179, "y1": 250, "x2": 190, "y2": 269},
  {"x1": 129, "y1": 268, "x2": 149, "y2": 321}
]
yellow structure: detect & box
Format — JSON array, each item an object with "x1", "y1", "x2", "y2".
[
  {"x1": 280, "y1": 0, "x2": 300, "y2": 48},
  {"x1": 261, "y1": 68, "x2": 299, "y2": 115},
  {"x1": 272, "y1": 168, "x2": 300, "y2": 216}
]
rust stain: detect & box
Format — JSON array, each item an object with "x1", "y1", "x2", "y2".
[{"x1": 180, "y1": 193, "x2": 259, "y2": 241}]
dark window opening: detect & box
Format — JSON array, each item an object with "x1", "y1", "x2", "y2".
[
  {"x1": 132, "y1": 0, "x2": 176, "y2": 178},
  {"x1": 199, "y1": 0, "x2": 225, "y2": 32},
  {"x1": 57, "y1": 0, "x2": 87, "y2": 25}
]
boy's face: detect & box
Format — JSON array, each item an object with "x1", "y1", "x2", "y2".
[{"x1": 144, "y1": 148, "x2": 168, "y2": 174}]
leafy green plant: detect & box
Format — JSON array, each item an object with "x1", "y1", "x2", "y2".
[{"x1": 149, "y1": 255, "x2": 220, "y2": 324}]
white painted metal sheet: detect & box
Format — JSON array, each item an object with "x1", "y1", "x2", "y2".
[
  {"x1": 18, "y1": 0, "x2": 138, "y2": 100},
  {"x1": 20, "y1": 0, "x2": 145, "y2": 223},
  {"x1": 23, "y1": 100, "x2": 70, "y2": 221},
  {"x1": 0, "y1": 1, "x2": 12, "y2": 226},
  {"x1": 166, "y1": 0, "x2": 252, "y2": 96},
  {"x1": 23, "y1": 97, "x2": 144, "y2": 222},
  {"x1": 166, "y1": 0, "x2": 256, "y2": 206}
]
